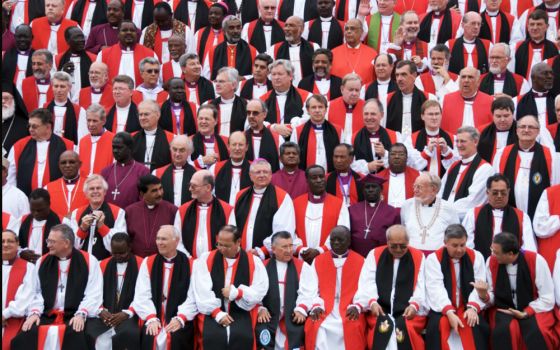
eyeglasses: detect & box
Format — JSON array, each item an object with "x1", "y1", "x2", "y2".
[
  {"x1": 27, "y1": 123, "x2": 43, "y2": 129},
  {"x1": 2, "y1": 239, "x2": 17, "y2": 244},
  {"x1": 46, "y1": 239, "x2": 62, "y2": 245},
  {"x1": 144, "y1": 69, "x2": 159, "y2": 74},
  {"x1": 489, "y1": 190, "x2": 508, "y2": 197},
  {"x1": 246, "y1": 110, "x2": 262, "y2": 116},
  {"x1": 216, "y1": 242, "x2": 235, "y2": 249},
  {"x1": 517, "y1": 125, "x2": 539, "y2": 130},
  {"x1": 388, "y1": 243, "x2": 408, "y2": 250}
]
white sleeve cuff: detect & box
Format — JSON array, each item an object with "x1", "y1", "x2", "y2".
[
  {"x1": 145, "y1": 317, "x2": 160, "y2": 325},
  {"x1": 123, "y1": 309, "x2": 133, "y2": 318},
  {"x1": 228, "y1": 285, "x2": 239, "y2": 301},
  {"x1": 214, "y1": 311, "x2": 227, "y2": 323}
]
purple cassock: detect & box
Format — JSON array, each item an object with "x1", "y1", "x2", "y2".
[
  {"x1": 271, "y1": 168, "x2": 309, "y2": 200},
  {"x1": 348, "y1": 200, "x2": 401, "y2": 257},
  {"x1": 2, "y1": 30, "x2": 15, "y2": 52},
  {"x1": 85, "y1": 23, "x2": 142, "y2": 53},
  {"x1": 101, "y1": 160, "x2": 150, "y2": 210},
  {"x1": 125, "y1": 200, "x2": 178, "y2": 257}
]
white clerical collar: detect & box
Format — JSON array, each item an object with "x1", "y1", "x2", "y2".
[
  {"x1": 462, "y1": 153, "x2": 477, "y2": 163},
  {"x1": 3, "y1": 260, "x2": 13, "y2": 265},
  {"x1": 463, "y1": 38, "x2": 476, "y2": 44},
  {"x1": 339, "y1": 172, "x2": 348, "y2": 177},
  {"x1": 144, "y1": 128, "x2": 157, "y2": 135},
  {"x1": 275, "y1": 89, "x2": 289, "y2": 96},
  {"x1": 426, "y1": 128, "x2": 440, "y2": 136},
  {"x1": 231, "y1": 160, "x2": 243, "y2": 167},
  {"x1": 147, "y1": 204, "x2": 156, "y2": 209},
  {"x1": 346, "y1": 43, "x2": 360, "y2": 49},
  {"x1": 486, "y1": 10, "x2": 499, "y2": 16},
  {"x1": 390, "y1": 171, "x2": 404, "y2": 177},
  {"x1": 116, "y1": 261, "x2": 128, "y2": 266},
  {"x1": 320, "y1": 16, "x2": 332, "y2": 22},
  {"x1": 36, "y1": 139, "x2": 49, "y2": 144},
  {"x1": 402, "y1": 92, "x2": 413, "y2": 98},
  {"x1": 117, "y1": 103, "x2": 131, "y2": 111},
  {"x1": 545, "y1": 4, "x2": 559, "y2": 10},
  {"x1": 54, "y1": 100, "x2": 67, "y2": 107},
  {"x1": 289, "y1": 42, "x2": 301, "y2": 47},
  {"x1": 381, "y1": 14, "x2": 393, "y2": 19},
  {"x1": 138, "y1": 85, "x2": 162, "y2": 93},
  {"x1": 221, "y1": 96, "x2": 235, "y2": 104},
  {"x1": 377, "y1": 78, "x2": 391, "y2": 85},
  {"x1": 254, "y1": 187, "x2": 266, "y2": 194}
]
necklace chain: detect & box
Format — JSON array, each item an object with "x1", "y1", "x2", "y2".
[{"x1": 415, "y1": 198, "x2": 442, "y2": 244}]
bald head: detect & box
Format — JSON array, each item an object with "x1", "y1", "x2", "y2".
[
  {"x1": 89, "y1": 62, "x2": 109, "y2": 88},
  {"x1": 344, "y1": 19, "x2": 363, "y2": 46},
  {"x1": 59, "y1": 150, "x2": 81, "y2": 179},
  {"x1": 170, "y1": 134, "x2": 193, "y2": 167},
  {"x1": 462, "y1": 11, "x2": 482, "y2": 40},
  {"x1": 189, "y1": 170, "x2": 214, "y2": 202},
  {"x1": 531, "y1": 62, "x2": 554, "y2": 92}
]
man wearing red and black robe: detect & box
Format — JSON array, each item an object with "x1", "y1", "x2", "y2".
[
  {"x1": 477, "y1": 97, "x2": 518, "y2": 163},
  {"x1": 159, "y1": 78, "x2": 197, "y2": 136},
  {"x1": 515, "y1": 63, "x2": 557, "y2": 128},
  {"x1": 84, "y1": 233, "x2": 142, "y2": 349},
  {"x1": 244, "y1": 99, "x2": 281, "y2": 173},
  {"x1": 192, "y1": 225, "x2": 268, "y2": 350},
  {"x1": 303, "y1": 0, "x2": 344, "y2": 49},
  {"x1": 417, "y1": 1, "x2": 462, "y2": 48},
  {"x1": 1, "y1": 229, "x2": 36, "y2": 350},
  {"x1": 479, "y1": 3, "x2": 515, "y2": 43},
  {"x1": 241, "y1": 0, "x2": 285, "y2": 53},
  {"x1": 534, "y1": 184, "x2": 560, "y2": 270},
  {"x1": 353, "y1": 225, "x2": 427, "y2": 350},
  {"x1": 302, "y1": 226, "x2": 366, "y2": 350},
  {"x1": 21, "y1": 50, "x2": 54, "y2": 114},
  {"x1": 297, "y1": 49, "x2": 343, "y2": 102},
  {"x1": 486, "y1": 232, "x2": 559, "y2": 350},
  {"x1": 326, "y1": 144, "x2": 364, "y2": 206},
  {"x1": 174, "y1": 170, "x2": 235, "y2": 259},
  {"x1": 425, "y1": 224, "x2": 490, "y2": 350},
  {"x1": 189, "y1": 105, "x2": 229, "y2": 170},
  {"x1": 29, "y1": 0, "x2": 78, "y2": 55}
]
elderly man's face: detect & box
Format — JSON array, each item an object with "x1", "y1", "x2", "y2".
[
  {"x1": 138, "y1": 105, "x2": 159, "y2": 131},
  {"x1": 387, "y1": 230, "x2": 409, "y2": 259},
  {"x1": 224, "y1": 19, "x2": 242, "y2": 43},
  {"x1": 112, "y1": 82, "x2": 133, "y2": 106},
  {"x1": 140, "y1": 62, "x2": 160, "y2": 87},
  {"x1": 32, "y1": 55, "x2": 51, "y2": 80},
  {"x1": 88, "y1": 64, "x2": 109, "y2": 88},
  {"x1": 462, "y1": 14, "x2": 482, "y2": 39},
  {"x1": 2, "y1": 92, "x2": 15, "y2": 119},
  {"x1": 459, "y1": 69, "x2": 479, "y2": 96},
  {"x1": 259, "y1": 0, "x2": 277, "y2": 22},
  {"x1": 375, "y1": 55, "x2": 393, "y2": 81},
  {"x1": 215, "y1": 72, "x2": 236, "y2": 98},
  {"x1": 246, "y1": 101, "x2": 266, "y2": 129},
  {"x1": 270, "y1": 65, "x2": 292, "y2": 92},
  {"x1": 228, "y1": 133, "x2": 248, "y2": 162},
  {"x1": 170, "y1": 140, "x2": 190, "y2": 166},
  {"x1": 516, "y1": 117, "x2": 540, "y2": 144},
  {"x1": 155, "y1": 228, "x2": 179, "y2": 257},
  {"x1": 488, "y1": 46, "x2": 510, "y2": 74},
  {"x1": 341, "y1": 79, "x2": 361, "y2": 105},
  {"x1": 413, "y1": 174, "x2": 438, "y2": 204},
  {"x1": 52, "y1": 79, "x2": 71, "y2": 102},
  {"x1": 168, "y1": 36, "x2": 186, "y2": 61},
  {"x1": 344, "y1": 20, "x2": 363, "y2": 46},
  {"x1": 183, "y1": 58, "x2": 202, "y2": 78},
  {"x1": 283, "y1": 17, "x2": 303, "y2": 43},
  {"x1": 363, "y1": 102, "x2": 383, "y2": 131},
  {"x1": 312, "y1": 53, "x2": 331, "y2": 78},
  {"x1": 455, "y1": 132, "x2": 478, "y2": 158},
  {"x1": 45, "y1": 0, "x2": 64, "y2": 22},
  {"x1": 249, "y1": 163, "x2": 272, "y2": 189},
  {"x1": 85, "y1": 178, "x2": 107, "y2": 204}
]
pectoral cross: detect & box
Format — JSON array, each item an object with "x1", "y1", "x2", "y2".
[
  {"x1": 58, "y1": 283, "x2": 65, "y2": 293},
  {"x1": 364, "y1": 228, "x2": 370, "y2": 239},
  {"x1": 111, "y1": 188, "x2": 120, "y2": 200},
  {"x1": 421, "y1": 228, "x2": 428, "y2": 244}
]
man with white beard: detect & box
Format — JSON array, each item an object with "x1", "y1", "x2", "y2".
[
  {"x1": 2, "y1": 81, "x2": 29, "y2": 156},
  {"x1": 76, "y1": 62, "x2": 115, "y2": 110},
  {"x1": 478, "y1": 43, "x2": 530, "y2": 98}
]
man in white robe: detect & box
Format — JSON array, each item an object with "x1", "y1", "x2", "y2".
[{"x1": 2, "y1": 157, "x2": 29, "y2": 219}]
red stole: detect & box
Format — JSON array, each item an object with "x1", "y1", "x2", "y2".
[
  {"x1": 293, "y1": 194, "x2": 344, "y2": 251},
  {"x1": 498, "y1": 144, "x2": 553, "y2": 183},
  {"x1": 483, "y1": 11, "x2": 514, "y2": 43},
  {"x1": 305, "y1": 251, "x2": 366, "y2": 350},
  {"x1": 168, "y1": 102, "x2": 197, "y2": 134},
  {"x1": 162, "y1": 61, "x2": 180, "y2": 82},
  {"x1": 447, "y1": 37, "x2": 491, "y2": 68},
  {"x1": 394, "y1": 0, "x2": 428, "y2": 14},
  {"x1": 537, "y1": 185, "x2": 560, "y2": 271},
  {"x1": 78, "y1": 131, "x2": 115, "y2": 175},
  {"x1": 196, "y1": 28, "x2": 224, "y2": 62},
  {"x1": 441, "y1": 91, "x2": 493, "y2": 132},
  {"x1": 31, "y1": 17, "x2": 78, "y2": 53},
  {"x1": 329, "y1": 172, "x2": 361, "y2": 205},
  {"x1": 21, "y1": 77, "x2": 53, "y2": 113},
  {"x1": 418, "y1": 71, "x2": 457, "y2": 95},
  {"x1": 2, "y1": 212, "x2": 12, "y2": 231},
  {"x1": 44, "y1": 177, "x2": 89, "y2": 219},
  {"x1": 75, "y1": 203, "x2": 121, "y2": 240},
  {"x1": 2, "y1": 258, "x2": 28, "y2": 350},
  {"x1": 500, "y1": 0, "x2": 534, "y2": 16},
  {"x1": 327, "y1": 98, "x2": 365, "y2": 134},
  {"x1": 377, "y1": 167, "x2": 418, "y2": 202},
  {"x1": 295, "y1": 123, "x2": 342, "y2": 166},
  {"x1": 488, "y1": 251, "x2": 537, "y2": 300},
  {"x1": 132, "y1": 90, "x2": 169, "y2": 106},
  {"x1": 78, "y1": 84, "x2": 114, "y2": 110},
  {"x1": 101, "y1": 44, "x2": 156, "y2": 85}
]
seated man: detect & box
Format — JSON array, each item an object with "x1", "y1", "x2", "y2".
[
  {"x1": 352, "y1": 224, "x2": 427, "y2": 349},
  {"x1": 425, "y1": 224, "x2": 490, "y2": 350},
  {"x1": 12, "y1": 224, "x2": 102, "y2": 350},
  {"x1": 486, "y1": 232, "x2": 558, "y2": 350},
  {"x1": 300, "y1": 226, "x2": 366, "y2": 350},
  {"x1": 255, "y1": 231, "x2": 308, "y2": 349},
  {"x1": 191, "y1": 225, "x2": 268, "y2": 349},
  {"x1": 2, "y1": 229, "x2": 36, "y2": 350},
  {"x1": 85, "y1": 233, "x2": 142, "y2": 350}
]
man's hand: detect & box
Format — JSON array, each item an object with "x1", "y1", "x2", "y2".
[
  {"x1": 367, "y1": 159, "x2": 385, "y2": 173},
  {"x1": 218, "y1": 314, "x2": 234, "y2": 327},
  {"x1": 300, "y1": 248, "x2": 320, "y2": 264},
  {"x1": 292, "y1": 311, "x2": 306, "y2": 324},
  {"x1": 497, "y1": 308, "x2": 527, "y2": 319},
  {"x1": 470, "y1": 281, "x2": 489, "y2": 301},
  {"x1": 357, "y1": 0, "x2": 371, "y2": 17},
  {"x1": 432, "y1": 65, "x2": 451, "y2": 83},
  {"x1": 93, "y1": 210, "x2": 105, "y2": 228},
  {"x1": 164, "y1": 318, "x2": 182, "y2": 333},
  {"x1": 393, "y1": 26, "x2": 405, "y2": 46},
  {"x1": 403, "y1": 305, "x2": 417, "y2": 320},
  {"x1": 427, "y1": 137, "x2": 438, "y2": 152},
  {"x1": 201, "y1": 154, "x2": 218, "y2": 166},
  {"x1": 446, "y1": 310, "x2": 464, "y2": 332},
  {"x1": 438, "y1": 138, "x2": 449, "y2": 154},
  {"x1": 309, "y1": 308, "x2": 324, "y2": 321},
  {"x1": 411, "y1": 55, "x2": 423, "y2": 68},
  {"x1": 80, "y1": 214, "x2": 95, "y2": 231},
  {"x1": 221, "y1": 285, "x2": 232, "y2": 299},
  {"x1": 273, "y1": 124, "x2": 292, "y2": 138},
  {"x1": 257, "y1": 308, "x2": 271, "y2": 323},
  {"x1": 2, "y1": 315, "x2": 6, "y2": 327},
  {"x1": 374, "y1": 142, "x2": 386, "y2": 158},
  {"x1": 370, "y1": 302, "x2": 385, "y2": 317},
  {"x1": 346, "y1": 306, "x2": 360, "y2": 321},
  {"x1": 69, "y1": 315, "x2": 85, "y2": 332},
  {"x1": 61, "y1": 62, "x2": 75, "y2": 75},
  {"x1": 108, "y1": 312, "x2": 128, "y2": 327},
  {"x1": 146, "y1": 319, "x2": 161, "y2": 335},
  {"x1": 22, "y1": 314, "x2": 40, "y2": 331},
  {"x1": 20, "y1": 250, "x2": 40, "y2": 263},
  {"x1": 463, "y1": 307, "x2": 479, "y2": 327},
  {"x1": 99, "y1": 310, "x2": 112, "y2": 324}
]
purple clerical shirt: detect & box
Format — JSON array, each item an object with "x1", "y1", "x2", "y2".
[
  {"x1": 101, "y1": 160, "x2": 150, "y2": 209},
  {"x1": 349, "y1": 200, "x2": 401, "y2": 257},
  {"x1": 125, "y1": 200, "x2": 178, "y2": 257},
  {"x1": 271, "y1": 168, "x2": 309, "y2": 200},
  {"x1": 86, "y1": 23, "x2": 141, "y2": 53}
]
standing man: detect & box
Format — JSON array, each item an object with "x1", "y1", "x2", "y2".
[
  {"x1": 174, "y1": 170, "x2": 235, "y2": 258},
  {"x1": 328, "y1": 74, "x2": 365, "y2": 144},
  {"x1": 86, "y1": 0, "x2": 133, "y2": 53},
  {"x1": 486, "y1": 233, "x2": 558, "y2": 350},
  {"x1": 534, "y1": 184, "x2": 560, "y2": 270},
  {"x1": 326, "y1": 144, "x2": 364, "y2": 206},
  {"x1": 235, "y1": 159, "x2": 296, "y2": 259},
  {"x1": 271, "y1": 142, "x2": 309, "y2": 199},
  {"x1": 241, "y1": 0, "x2": 285, "y2": 53},
  {"x1": 298, "y1": 49, "x2": 343, "y2": 101},
  {"x1": 1, "y1": 24, "x2": 34, "y2": 93},
  {"x1": 21, "y1": 50, "x2": 54, "y2": 114},
  {"x1": 159, "y1": 78, "x2": 197, "y2": 136},
  {"x1": 7, "y1": 108, "x2": 73, "y2": 195},
  {"x1": 133, "y1": 58, "x2": 167, "y2": 105},
  {"x1": 364, "y1": 54, "x2": 398, "y2": 100},
  {"x1": 101, "y1": 131, "x2": 150, "y2": 209},
  {"x1": 238, "y1": 53, "x2": 273, "y2": 100},
  {"x1": 479, "y1": 43, "x2": 530, "y2": 98},
  {"x1": 1, "y1": 81, "x2": 29, "y2": 155},
  {"x1": 424, "y1": 224, "x2": 490, "y2": 350},
  {"x1": 244, "y1": 99, "x2": 281, "y2": 172},
  {"x1": 130, "y1": 225, "x2": 196, "y2": 349},
  {"x1": 190, "y1": 105, "x2": 229, "y2": 169},
  {"x1": 191, "y1": 225, "x2": 268, "y2": 349},
  {"x1": 477, "y1": 97, "x2": 518, "y2": 163},
  {"x1": 302, "y1": 0, "x2": 344, "y2": 49},
  {"x1": 104, "y1": 75, "x2": 141, "y2": 134},
  {"x1": 77, "y1": 103, "x2": 115, "y2": 176},
  {"x1": 125, "y1": 175, "x2": 177, "y2": 257},
  {"x1": 352, "y1": 224, "x2": 427, "y2": 350},
  {"x1": 376, "y1": 143, "x2": 420, "y2": 208},
  {"x1": 462, "y1": 174, "x2": 536, "y2": 259},
  {"x1": 349, "y1": 174, "x2": 401, "y2": 257},
  {"x1": 64, "y1": 174, "x2": 127, "y2": 260},
  {"x1": 415, "y1": 45, "x2": 458, "y2": 100},
  {"x1": 77, "y1": 62, "x2": 114, "y2": 110},
  {"x1": 515, "y1": 63, "x2": 557, "y2": 129},
  {"x1": 11, "y1": 224, "x2": 102, "y2": 350},
  {"x1": 364, "y1": 0, "x2": 401, "y2": 54},
  {"x1": 208, "y1": 67, "x2": 248, "y2": 137},
  {"x1": 179, "y1": 53, "x2": 215, "y2": 106},
  {"x1": 439, "y1": 126, "x2": 494, "y2": 220},
  {"x1": 153, "y1": 135, "x2": 196, "y2": 207},
  {"x1": 417, "y1": 0, "x2": 462, "y2": 50},
  {"x1": 30, "y1": 0, "x2": 78, "y2": 54},
  {"x1": 56, "y1": 27, "x2": 96, "y2": 99}
]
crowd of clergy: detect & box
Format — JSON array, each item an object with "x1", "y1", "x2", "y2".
[{"x1": 2, "y1": 0, "x2": 560, "y2": 348}]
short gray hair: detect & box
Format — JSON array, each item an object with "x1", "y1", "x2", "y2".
[
  {"x1": 51, "y1": 224, "x2": 75, "y2": 245},
  {"x1": 83, "y1": 174, "x2": 109, "y2": 192},
  {"x1": 222, "y1": 15, "x2": 241, "y2": 30},
  {"x1": 52, "y1": 71, "x2": 72, "y2": 85},
  {"x1": 457, "y1": 126, "x2": 480, "y2": 142},
  {"x1": 269, "y1": 59, "x2": 294, "y2": 76},
  {"x1": 342, "y1": 73, "x2": 362, "y2": 86},
  {"x1": 247, "y1": 98, "x2": 268, "y2": 114},
  {"x1": 139, "y1": 57, "x2": 160, "y2": 72},
  {"x1": 217, "y1": 67, "x2": 239, "y2": 85},
  {"x1": 249, "y1": 158, "x2": 272, "y2": 172},
  {"x1": 170, "y1": 134, "x2": 194, "y2": 154},
  {"x1": 33, "y1": 49, "x2": 53, "y2": 65},
  {"x1": 179, "y1": 53, "x2": 199, "y2": 68},
  {"x1": 158, "y1": 224, "x2": 181, "y2": 240},
  {"x1": 554, "y1": 94, "x2": 560, "y2": 106},
  {"x1": 86, "y1": 103, "x2": 107, "y2": 120},
  {"x1": 444, "y1": 224, "x2": 468, "y2": 241},
  {"x1": 138, "y1": 99, "x2": 161, "y2": 115},
  {"x1": 386, "y1": 224, "x2": 409, "y2": 241},
  {"x1": 491, "y1": 42, "x2": 511, "y2": 57},
  {"x1": 420, "y1": 171, "x2": 442, "y2": 191}
]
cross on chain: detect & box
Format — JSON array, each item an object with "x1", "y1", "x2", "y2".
[
  {"x1": 58, "y1": 283, "x2": 65, "y2": 293},
  {"x1": 111, "y1": 188, "x2": 120, "y2": 200}
]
